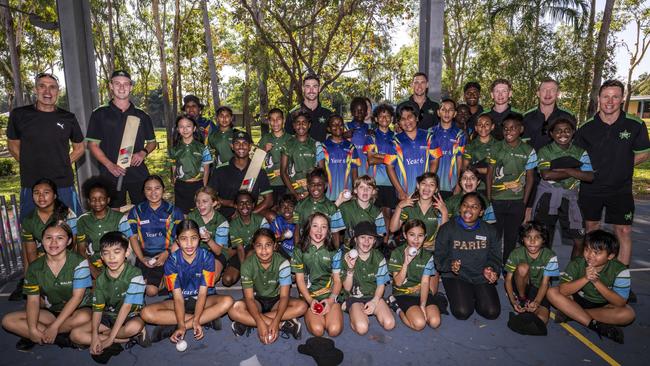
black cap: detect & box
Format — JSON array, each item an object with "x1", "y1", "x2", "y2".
[
  {"x1": 182, "y1": 95, "x2": 204, "y2": 111},
  {"x1": 232, "y1": 130, "x2": 252, "y2": 144},
  {"x1": 350, "y1": 221, "x2": 382, "y2": 241},
  {"x1": 111, "y1": 70, "x2": 131, "y2": 80}
]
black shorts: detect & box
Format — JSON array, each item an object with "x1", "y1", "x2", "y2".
[
  {"x1": 394, "y1": 293, "x2": 447, "y2": 313},
  {"x1": 184, "y1": 297, "x2": 198, "y2": 314},
  {"x1": 578, "y1": 192, "x2": 634, "y2": 225},
  {"x1": 215, "y1": 253, "x2": 227, "y2": 270},
  {"x1": 136, "y1": 260, "x2": 165, "y2": 287},
  {"x1": 534, "y1": 193, "x2": 584, "y2": 239},
  {"x1": 174, "y1": 180, "x2": 204, "y2": 214},
  {"x1": 375, "y1": 185, "x2": 398, "y2": 209},
  {"x1": 510, "y1": 276, "x2": 551, "y2": 309},
  {"x1": 255, "y1": 295, "x2": 280, "y2": 313},
  {"x1": 225, "y1": 254, "x2": 241, "y2": 271},
  {"x1": 100, "y1": 313, "x2": 140, "y2": 329},
  {"x1": 573, "y1": 293, "x2": 607, "y2": 310},
  {"x1": 345, "y1": 296, "x2": 374, "y2": 312}
]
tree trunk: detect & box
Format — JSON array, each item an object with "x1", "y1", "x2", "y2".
[
  {"x1": 108, "y1": 0, "x2": 116, "y2": 71},
  {"x1": 152, "y1": 0, "x2": 173, "y2": 151},
  {"x1": 587, "y1": 0, "x2": 616, "y2": 117},
  {"x1": 243, "y1": 62, "x2": 252, "y2": 135},
  {"x1": 253, "y1": 0, "x2": 269, "y2": 128},
  {"x1": 171, "y1": 0, "x2": 181, "y2": 119},
  {"x1": 578, "y1": 0, "x2": 596, "y2": 122},
  {"x1": 1, "y1": 0, "x2": 24, "y2": 108},
  {"x1": 201, "y1": 0, "x2": 221, "y2": 108},
  {"x1": 624, "y1": 18, "x2": 650, "y2": 111}
]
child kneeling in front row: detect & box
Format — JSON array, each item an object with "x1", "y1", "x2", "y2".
[
  {"x1": 547, "y1": 230, "x2": 635, "y2": 344},
  {"x1": 70, "y1": 232, "x2": 149, "y2": 363},
  {"x1": 228, "y1": 228, "x2": 307, "y2": 342},
  {"x1": 141, "y1": 219, "x2": 234, "y2": 344}
]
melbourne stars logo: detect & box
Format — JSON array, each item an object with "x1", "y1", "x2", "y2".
[
  {"x1": 624, "y1": 212, "x2": 633, "y2": 221},
  {"x1": 619, "y1": 130, "x2": 631, "y2": 140},
  {"x1": 319, "y1": 116, "x2": 326, "y2": 124}
]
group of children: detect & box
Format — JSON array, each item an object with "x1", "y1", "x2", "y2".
[{"x1": 1, "y1": 79, "x2": 637, "y2": 362}]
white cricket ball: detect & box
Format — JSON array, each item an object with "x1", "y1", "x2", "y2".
[
  {"x1": 343, "y1": 191, "x2": 352, "y2": 199},
  {"x1": 284, "y1": 230, "x2": 293, "y2": 239},
  {"x1": 408, "y1": 247, "x2": 418, "y2": 257},
  {"x1": 148, "y1": 257, "x2": 157, "y2": 266},
  {"x1": 348, "y1": 249, "x2": 358, "y2": 259},
  {"x1": 176, "y1": 339, "x2": 187, "y2": 352},
  {"x1": 199, "y1": 226, "x2": 208, "y2": 236}
]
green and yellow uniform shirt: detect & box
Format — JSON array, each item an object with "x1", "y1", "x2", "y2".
[
  {"x1": 342, "y1": 249, "x2": 389, "y2": 298},
  {"x1": 463, "y1": 137, "x2": 495, "y2": 191},
  {"x1": 339, "y1": 200, "x2": 386, "y2": 244},
  {"x1": 170, "y1": 140, "x2": 213, "y2": 181},
  {"x1": 187, "y1": 209, "x2": 229, "y2": 250},
  {"x1": 291, "y1": 244, "x2": 342, "y2": 301},
  {"x1": 400, "y1": 204, "x2": 441, "y2": 250},
  {"x1": 23, "y1": 251, "x2": 92, "y2": 312},
  {"x1": 92, "y1": 262, "x2": 145, "y2": 320},
  {"x1": 388, "y1": 244, "x2": 435, "y2": 296},
  {"x1": 561, "y1": 257, "x2": 631, "y2": 303},
  {"x1": 293, "y1": 197, "x2": 345, "y2": 232},
  {"x1": 241, "y1": 252, "x2": 292, "y2": 298},
  {"x1": 76, "y1": 210, "x2": 132, "y2": 268},
  {"x1": 21, "y1": 209, "x2": 78, "y2": 253},
  {"x1": 537, "y1": 142, "x2": 593, "y2": 190},
  {"x1": 488, "y1": 139, "x2": 537, "y2": 201},
  {"x1": 207, "y1": 127, "x2": 235, "y2": 167},
  {"x1": 229, "y1": 214, "x2": 270, "y2": 252},
  {"x1": 258, "y1": 132, "x2": 292, "y2": 186},
  {"x1": 505, "y1": 246, "x2": 559, "y2": 288},
  {"x1": 281, "y1": 136, "x2": 324, "y2": 193}
]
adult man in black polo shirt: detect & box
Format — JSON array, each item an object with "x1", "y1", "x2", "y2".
[
  {"x1": 523, "y1": 78, "x2": 576, "y2": 150},
  {"x1": 483, "y1": 78, "x2": 522, "y2": 140},
  {"x1": 7, "y1": 72, "x2": 85, "y2": 217},
  {"x1": 397, "y1": 72, "x2": 440, "y2": 130},
  {"x1": 463, "y1": 81, "x2": 483, "y2": 133},
  {"x1": 208, "y1": 130, "x2": 273, "y2": 218},
  {"x1": 285, "y1": 74, "x2": 332, "y2": 142},
  {"x1": 86, "y1": 70, "x2": 157, "y2": 207},
  {"x1": 575, "y1": 79, "x2": 650, "y2": 271}
]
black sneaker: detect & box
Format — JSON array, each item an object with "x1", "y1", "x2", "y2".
[
  {"x1": 231, "y1": 321, "x2": 250, "y2": 337},
  {"x1": 387, "y1": 296, "x2": 400, "y2": 313},
  {"x1": 15, "y1": 337, "x2": 35, "y2": 351},
  {"x1": 91, "y1": 342, "x2": 123, "y2": 364},
  {"x1": 554, "y1": 311, "x2": 569, "y2": 323},
  {"x1": 127, "y1": 328, "x2": 151, "y2": 348},
  {"x1": 151, "y1": 325, "x2": 176, "y2": 343},
  {"x1": 589, "y1": 321, "x2": 624, "y2": 344},
  {"x1": 281, "y1": 318, "x2": 302, "y2": 340},
  {"x1": 207, "y1": 317, "x2": 222, "y2": 331},
  {"x1": 8, "y1": 278, "x2": 25, "y2": 302}
]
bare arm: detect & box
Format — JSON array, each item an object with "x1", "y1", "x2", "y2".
[
  {"x1": 634, "y1": 151, "x2": 650, "y2": 166},
  {"x1": 8, "y1": 139, "x2": 20, "y2": 161},
  {"x1": 70, "y1": 142, "x2": 85, "y2": 163},
  {"x1": 280, "y1": 154, "x2": 299, "y2": 198}
]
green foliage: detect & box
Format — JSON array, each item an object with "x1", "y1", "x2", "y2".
[{"x1": 0, "y1": 159, "x2": 14, "y2": 177}]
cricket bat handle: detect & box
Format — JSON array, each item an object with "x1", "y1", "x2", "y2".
[{"x1": 116, "y1": 175, "x2": 124, "y2": 192}]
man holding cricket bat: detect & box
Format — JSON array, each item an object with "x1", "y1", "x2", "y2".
[{"x1": 86, "y1": 70, "x2": 157, "y2": 207}]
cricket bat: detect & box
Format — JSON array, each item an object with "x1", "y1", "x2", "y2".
[
  {"x1": 240, "y1": 145, "x2": 268, "y2": 192},
  {"x1": 116, "y1": 116, "x2": 141, "y2": 191}
]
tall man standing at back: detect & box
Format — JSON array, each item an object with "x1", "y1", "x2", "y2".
[
  {"x1": 523, "y1": 78, "x2": 575, "y2": 151},
  {"x1": 397, "y1": 72, "x2": 440, "y2": 130},
  {"x1": 86, "y1": 70, "x2": 157, "y2": 207},
  {"x1": 575, "y1": 80, "x2": 650, "y2": 290},
  {"x1": 7, "y1": 72, "x2": 85, "y2": 217},
  {"x1": 285, "y1": 75, "x2": 332, "y2": 142}
]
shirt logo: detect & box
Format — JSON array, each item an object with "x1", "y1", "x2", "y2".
[
  {"x1": 619, "y1": 130, "x2": 631, "y2": 140},
  {"x1": 405, "y1": 157, "x2": 424, "y2": 165},
  {"x1": 57, "y1": 122, "x2": 65, "y2": 129},
  {"x1": 319, "y1": 117, "x2": 326, "y2": 124},
  {"x1": 427, "y1": 109, "x2": 434, "y2": 115}
]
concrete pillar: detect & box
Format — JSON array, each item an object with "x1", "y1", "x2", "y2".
[
  {"x1": 418, "y1": 0, "x2": 444, "y2": 101},
  {"x1": 56, "y1": 0, "x2": 99, "y2": 195}
]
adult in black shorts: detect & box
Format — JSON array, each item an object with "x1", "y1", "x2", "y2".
[
  {"x1": 574, "y1": 79, "x2": 650, "y2": 268},
  {"x1": 86, "y1": 70, "x2": 157, "y2": 207}
]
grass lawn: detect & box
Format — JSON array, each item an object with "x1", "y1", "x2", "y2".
[{"x1": 1, "y1": 125, "x2": 649, "y2": 203}]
